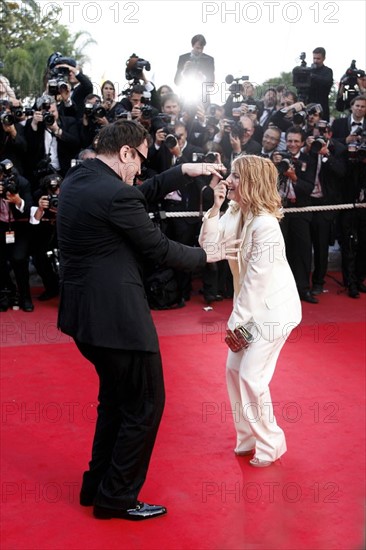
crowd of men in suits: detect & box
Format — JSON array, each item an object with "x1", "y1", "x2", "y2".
[{"x1": 0, "y1": 37, "x2": 366, "y2": 311}]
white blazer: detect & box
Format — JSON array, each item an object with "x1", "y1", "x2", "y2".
[{"x1": 199, "y1": 202, "x2": 302, "y2": 342}]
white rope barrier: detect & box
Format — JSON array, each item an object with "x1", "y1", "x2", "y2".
[{"x1": 149, "y1": 203, "x2": 366, "y2": 218}]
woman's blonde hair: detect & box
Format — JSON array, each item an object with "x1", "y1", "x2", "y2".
[{"x1": 232, "y1": 155, "x2": 283, "y2": 220}]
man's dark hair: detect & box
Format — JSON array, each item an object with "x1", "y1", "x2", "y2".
[
  {"x1": 282, "y1": 90, "x2": 298, "y2": 102},
  {"x1": 264, "y1": 125, "x2": 281, "y2": 139},
  {"x1": 191, "y1": 34, "x2": 206, "y2": 47},
  {"x1": 350, "y1": 94, "x2": 366, "y2": 106},
  {"x1": 160, "y1": 93, "x2": 181, "y2": 108},
  {"x1": 264, "y1": 87, "x2": 277, "y2": 96},
  {"x1": 313, "y1": 47, "x2": 326, "y2": 57},
  {"x1": 84, "y1": 93, "x2": 101, "y2": 103},
  {"x1": 96, "y1": 120, "x2": 148, "y2": 155},
  {"x1": 285, "y1": 125, "x2": 306, "y2": 141}
]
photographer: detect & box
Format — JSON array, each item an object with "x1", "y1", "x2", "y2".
[
  {"x1": 0, "y1": 161, "x2": 33, "y2": 312},
  {"x1": 272, "y1": 126, "x2": 315, "y2": 303},
  {"x1": 119, "y1": 83, "x2": 159, "y2": 124},
  {"x1": 149, "y1": 120, "x2": 203, "y2": 174},
  {"x1": 303, "y1": 122, "x2": 347, "y2": 295},
  {"x1": 214, "y1": 114, "x2": 261, "y2": 162},
  {"x1": 331, "y1": 95, "x2": 366, "y2": 145},
  {"x1": 0, "y1": 100, "x2": 28, "y2": 175},
  {"x1": 79, "y1": 94, "x2": 109, "y2": 149},
  {"x1": 303, "y1": 103, "x2": 323, "y2": 137},
  {"x1": 24, "y1": 95, "x2": 80, "y2": 190},
  {"x1": 223, "y1": 80, "x2": 262, "y2": 119},
  {"x1": 339, "y1": 154, "x2": 366, "y2": 298},
  {"x1": 259, "y1": 126, "x2": 283, "y2": 159},
  {"x1": 47, "y1": 54, "x2": 93, "y2": 120},
  {"x1": 307, "y1": 47, "x2": 333, "y2": 121},
  {"x1": 174, "y1": 34, "x2": 215, "y2": 90},
  {"x1": 336, "y1": 61, "x2": 366, "y2": 112},
  {"x1": 29, "y1": 174, "x2": 61, "y2": 301}
]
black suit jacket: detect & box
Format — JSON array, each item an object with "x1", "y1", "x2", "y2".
[
  {"x1": 57, "y1": 160, "x2": 206, "y2": 351},
  {"x1": 25, "y1": 116, "x2": 80, "y2": 179},
  {"x1": 174, "y1": 52, "x2": 215, "y2": 86},
  {"x1": 331, "y1": 116, "x2": 366, "y2": 145}
]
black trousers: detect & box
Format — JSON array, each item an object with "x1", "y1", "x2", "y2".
[
  {"x1": 0, "y1": 222, "x2": 31, "y2": 299},
  {"x1": 74, "y1": 341, "x2": 165, "y2": 509},
  {"x1": 30, "y1": 222, "x2": 59, "y2": 293},
  {"x1": 310, "y1": 199, "x2": 336, "y2": 287},
  {"x1": 281, "y1": 212, "x2": 312, "y2": 294},
  {"x1": 340, "y1": 208, "x2": 366, "y2": 287}
]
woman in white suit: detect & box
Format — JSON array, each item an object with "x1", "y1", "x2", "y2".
[{"x1": 199, "y1": 155, "x2": 302, "y2": 467}]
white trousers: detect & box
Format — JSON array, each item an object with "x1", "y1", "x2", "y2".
[{"x1": 226, "y1": 335, "x2": 288, "y2": 462}]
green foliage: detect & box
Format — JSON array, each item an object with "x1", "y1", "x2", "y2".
[{"x1": 0, "y1": 1, "x2": 95, "y2": 99}]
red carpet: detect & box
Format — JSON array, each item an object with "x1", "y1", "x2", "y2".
[{"x1": 1, "y1": 274, "x2": 365, "y2": 550}]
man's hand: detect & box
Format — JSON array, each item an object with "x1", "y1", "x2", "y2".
[
  {"x1": 202, "y1": 233, "x2": 241, "y2": 263},
  {"x1": 2, "y1": 190, "x2": 22, "y2": 207},
  {"x1": 181, "y1": 162, "x2": 226, "y2": 179},
  {"x1": 229, "y1": 133, "x2": 241, "y2": 153},
  {"x1": 31, "y1": 111, "x2": 43, "y2": 131}
]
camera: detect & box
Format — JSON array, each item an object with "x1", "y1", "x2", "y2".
[
  {"x1": 0, "y1": 112, "x2": 15, "y2": 126},
  {"x1": 151, "y1": 114, "x2": 175, "y2": 135},
  {"x1": 84, "y1": 102, "x2": 106, "y2": 120},
  {"x1": 46, "y1": 52, "x2": 76, "y2": 96},
  {"x1": 125, "y1": 53, "x2": 151, "y2": 82},
  {"x1": 224, "y1": 119, "x2": 246, "y2": 140},
  {"x1": 246, "y1": 104, "x2": 257, "y2": 113},
  {"x1": 310, "y1": 120, "x2": 329, "y2": 153},
  {"x1": 348, "y1": 130, "x2": 366, "y2": 162},
  {"x1": 292, "y1": 52, "x2": 312, "y2": 102},
  {"x1": 164, "y1": 134, "x2": 179, "y2": 149},
  {"x1": 340, "y1": 60, "x2": 365, "y2": 88},
  {"x1": 84, "y1": 101, "x2": 107, "y2": 120},
  {"x1": 292, "y1": 110, "x2": 306, "y2": 125},
  {"x1": 0, "y1": 159, "x2": 19, "y2": 196},
  {"x1": 40, "y1": 174, "x2": 62, "y2": 210},
  {"x1": 43, "y1": 111, "x2": 55, "y2": 126},
  {"x1": 225, "y1": 75, "x2": 250, "y2": 97},
  {"x1": 275, "y1": 152, "x2": 294, "y2": 175},
  {"x1": 192, "y1": 151, "x2": 220, "y2": 163},
  {"x1": 140, "y1": 104, "x2": 154, "y2": 119},
  {"x1": 306, "y1": 103, "x2": 323, "y2": 117},
  {"x1": 34, "y1": 154, "x2": 57, "y2": 179}
]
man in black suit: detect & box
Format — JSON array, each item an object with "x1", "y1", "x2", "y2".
[
  {"x1": 331, "y1": 95, "x2": 366, "y2": 145},
  {"x1": 174, "y1": 34, "x2": 215, "y2": 90},
  {"x1": 57, "y1": 119, "x2": 234, "y2": 521},
  {"x1": 272, "y1": 127, "x2": 315, "y2": 303},
  {"x1": 0, "y1": 166, "x2": 34, "y2": 311},
  {"x1": 308, "y1": 47, "x2": 333, "y2": 121},
  {"x1": 25, "y1": 95, "x2": 80, "y2": 188}
]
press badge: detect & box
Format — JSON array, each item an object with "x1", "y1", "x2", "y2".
[{"x1": 5, "y1": 231, "x2": 15, "y2": 244}]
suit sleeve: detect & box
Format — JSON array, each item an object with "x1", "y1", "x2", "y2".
[
  {"x1": 138, "y1": 165, "x2": 188, "y2": 202},
  {"x1": 109, "y1": 187, "x2": 206, "y2": 270}
]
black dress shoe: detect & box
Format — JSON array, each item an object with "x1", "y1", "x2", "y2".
[
  {"x1": 204, "y1": 294, "x2": 224, "y2": 304},
  {"x1": 348, "y1": 285, "x2": 360, "y2": 299},
  {"x1": 38, "y1": 289, "x2": 59, "y2": 301},
  {"x1": 20, "y1": 298, "x2": 34, "y2": 312},
  {"x1": 311, "y1": 284, "x2": 324, "y2": 295},
  {"x1": 93, "y1": 501, "x2": 167, "y2": 521},
  {"x1": 357, "y1": 282, "x2": 366, "y2": 293},
  {"x1": 300, "y1": 291, "x2": 318, "y2": 304}
]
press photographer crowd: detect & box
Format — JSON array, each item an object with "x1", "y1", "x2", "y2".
[{"x1": 1, "y1": 38, "x2": 366, "y2": 313}]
